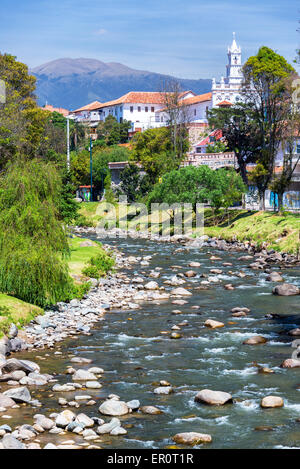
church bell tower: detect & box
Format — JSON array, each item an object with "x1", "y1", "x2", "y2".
[{"x1": 226, "y1": 32, "x2": 243, "y2": 85}]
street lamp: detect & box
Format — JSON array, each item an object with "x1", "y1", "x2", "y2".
[{"x1": 66, "y1": 116, "x2": 70, "y2": 171}]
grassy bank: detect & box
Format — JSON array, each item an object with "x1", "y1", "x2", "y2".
[
  {"x1": 78, "y1": 202, "x2": 300, "y2": 254},
  {"x1": 204, "y1": 210, "x2": 300, "y2": 254},
  {"x1": 0, "y1": 294, "x2": 43, "y2": 337}
]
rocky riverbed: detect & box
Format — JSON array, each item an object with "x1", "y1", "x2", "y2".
[{"x1": 0, "y1": 232, "x2": 299, "y2": 449}]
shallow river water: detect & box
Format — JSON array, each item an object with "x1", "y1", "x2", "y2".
[{"x1": 7, "y1": 236, "x2": 300, "y2": 449}]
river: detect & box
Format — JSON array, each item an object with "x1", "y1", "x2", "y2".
[{"x1": 9, "y1": 235, "x2": 300, "y2": 449}]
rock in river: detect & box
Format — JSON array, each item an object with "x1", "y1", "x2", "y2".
[
  {"x1": 99, "y1": 400, "x2": 129, "y2": 416},
  {"x1": 154, "y1": 386, "x2": 173, "y2": 395},
  {"x1": 140, "y1": 406, "x2": 163, "y2": 415},
  {"x1": 195, "y1": 389, "x2": 233, "y2": 406},
  {"x1": 261, "y1": 396, "x2": 284, "y2": 408},
  {"x1": 171, "y1": 287, "x2": 192, "y2": 297},
  {"x1": 243, "y1": 336, "x2": 267, "y2": 345},
  {"x1": 281, "y1": 359, "x2": 300, "y2": 368},
  {"x1": 273, "y1": 283, "x2": 299, "y2": 296},
  {"x1": 204, "y1": 319, "x2": 224, "y2": 329},
  {"x1": 172, "y1": 432, "x2": 212, "y2": 445},
  {"x1": 72, "y1": 369, "x2": 97, "y2": 381},
  {"x1": 3, "y1": 387, "x2": 32, "y2": 404}
]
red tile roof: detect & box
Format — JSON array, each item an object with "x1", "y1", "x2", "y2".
[
  {"x1": 97, "y1": 92, "x2": 169, "y2": 109},
  {"x1": 72, "y1": 101, "x2": 103, "y2": 113},
  {"x1": 157, "y1": 92, "x2": 212, "y2": 112},
  {"x1": 216, "y1": 100, "x2": 232, "y2": 106},
  {"x1": 43, "y1": 104, "x2": 70, "y2": 117}
]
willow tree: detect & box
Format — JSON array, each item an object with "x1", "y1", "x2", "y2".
[{"x1": 0, "y1": 158, "x2": 73, "y2": 307}]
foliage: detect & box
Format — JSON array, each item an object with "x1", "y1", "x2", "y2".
[
  {"x1": 0, "y1": 158, "x2": 73, "y2": 307},
  {"x1": 130, "y1": 127, "x2": 185, "y2": 183},
  {"x1": 206, "y1": 140, "x2": 228, "y2": 153},
  {"x1": 92, "y1": 145, "x2": 129, "y2": 189},
  {"x1": 82, "y1": 250, "x2": 115, "y2": 279},
  {"x1": 147, "y1": 166, "x2": 246, "y2": 211},
  {"x1": 119, "y1": 164, "x2": 153, "y2": 202},
  {"x1": 96, "y1": 115, "x2": 131, "y2": 145}
]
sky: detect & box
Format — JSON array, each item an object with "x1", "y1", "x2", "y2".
[{"x1": 0, "y1": 0, "x2": 299, "y2": 79}]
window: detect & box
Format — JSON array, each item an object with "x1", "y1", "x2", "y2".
[
  {"x1": 145, "y1": 106, "x2": 148, "y2": 112},
  {"x1": 155, "y1": 115, "x2": 160, "y2": 122},
  {"x1": 297, "y1": 144, "x2": 300, "y2": 154},
  {"x1": 138, "y1": 106, "x2": 141, "y2": 112},
  {"x1": 130, "y1": 106, "x2": 134, "y2": 113},
  {"x1": 151, "y1": 107, "x2": 155, "y2": 113},
  {"x1": 194, "y1": 109, "x2": 197, "y2": 116}
]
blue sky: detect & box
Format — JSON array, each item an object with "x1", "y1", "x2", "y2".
[{"x1": 0, "y1": 0, "x2": 299, "y2": 79}]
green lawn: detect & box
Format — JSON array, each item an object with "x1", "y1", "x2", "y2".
[
  {"x1": 68, "y1": 236, "x2": 104, "y2": 277},
  {"x1": 0, "y1": 293, "x2": 43, "y2": 337}
]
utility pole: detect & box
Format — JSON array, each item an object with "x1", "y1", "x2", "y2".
[
  {"x1": 90, "y1": 135, "x2": 93, "y2": 202},
  {"x1": 67, "y1": 117, "x2": 70, "y2": 171}
]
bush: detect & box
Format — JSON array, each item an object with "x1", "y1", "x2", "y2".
[{"x1": 82, "y1": 250, "x2": 115, "y2": 279}]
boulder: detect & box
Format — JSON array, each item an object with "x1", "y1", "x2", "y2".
[
  {"x1": 99, "y1": 400, "x2": 129, "y2": 416},
  {"x1": 126, "y1": 400, "x2": 140, "y2": 411},
  {"x1": 154, "y1": 386, "x2": 173, "y2": 395},
  {"x1": 184, "y1": 271, "x2": 197, "y2": 278},
  {"x1": 273, "y1": 283, "x2": 299, "y2": 296},
  {"x1": 55, "y1": 410, "x2": 76, "y2": 428},
  {"x1": 243, "y1": 336, "x2": 267, "y2": 345},
  {"x1": 140, "y1": 406, "x2": 163, "y2": 415},
  {"x1": 144, "y1": 281, "x2": 159, "y2": 290},
  {"x1": 288, "y1": 328, "x2": 300, "y2": 336},
  {"x1": 172, "y1": 432, "x2": 212, "y2": 445},
  {"x1": 281, "y1": 358, "x2": 300, "y2": 368},
  {"x1": 261, "y1": 396, "x2": 284, "y2": 408},
  {"x1": 266, "y1": 272, "x2": 283, "y2": 282},
  {"x1": 97, "y1": 418, "x2": 121, "y2": 434},
  {"x1": 171, "y1": 287, "x2": 192, "y2": 297},
  {"x1": 1, "y1": 434, "x2": 26, "y2": 449},
  {"x1": 0, "y1": 393, "x2": 16, "y2": 409},
  {"x1": 195, "y1": 389, "x2": 233, "y2": 406},
  {"x1": 0, "y1": 358, "x2": 37, "y2": 375},
  {"x1": 204, "y1": 319, "x2": 224, "y2": 329},
  {"x1": 34, "y1": 415, "x2": 55, "y2": 431},
  {"x1": 75, "y1": 413, "x2": 94, "y2": 428},
  {"x1": 72, "y1": 369, "x2": 97, "y2": 381},
  {"x1": 3, "y1": 386, "x2": 32, "y2": 404}
]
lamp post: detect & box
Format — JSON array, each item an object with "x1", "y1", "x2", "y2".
[{"x1": 89, "y1": 136, "x2": 93, "y2": 202}]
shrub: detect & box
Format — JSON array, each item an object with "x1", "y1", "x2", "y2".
[{"x1": 82, "y1": 250, "x2": 115, "y2": 279}]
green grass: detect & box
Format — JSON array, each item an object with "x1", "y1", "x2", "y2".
[
  {"x1": 204, "y1": 210, "x2": 300, "y2": 254},
  {"x1": 0, "y1": 293, "x2": 43, "y2": 337},
  {"x1": 78, "y1": 202, "x2": 104, "y2": 226},
  {"x1": 68, "y1": 237, "x2": 105, "y2": 277}
]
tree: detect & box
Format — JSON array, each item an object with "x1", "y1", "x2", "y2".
[
  {"x1": 208, "y1": 103, "x2": 263, "y2": 185},
  {"x1": 161, "y1": 80, "x2": 191, "y2": 160},
  {"x1": 130, "y1": 127, "x2": 182, "y2": 183},
  {"x1": 0, "y1": 53, "x2": 50, "y2": 168},
  {"x1": 147, "y1": 166, "x2": 246, "y2": 212},
  {"x1": 0, "y1": 158, "x2": 73, "y2": 307},
  {"x1": 269, "y1": 108, "x2": 300, "y2": 212},
  {"x1": 120, "y1": 164, "x2": 153, "y2": 202},
  {"x1": 206, "y1": 140, "x2": 228, "y2": 154},
  {"x1": 96, "y1": 115, "x2": 131, "y2": 145},
  {"x1": 92, "y1": 145, "x2": 129, "y2": 191},
  {"x1": 242, "y1": 46, "x2": 296, "y2": 209}
]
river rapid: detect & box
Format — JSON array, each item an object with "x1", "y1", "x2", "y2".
[{"x1": 8, "y1": 235, "x2": 300, "y2": 449}]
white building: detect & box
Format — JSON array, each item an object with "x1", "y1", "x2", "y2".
[
  {"x1": 69, "y1": 33, "x2": 246, "y2": 138},
  {"x1": 212, "y1": 32, "x2": 244, "y2": 108}
]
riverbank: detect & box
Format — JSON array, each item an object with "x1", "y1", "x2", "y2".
[{"x1": 77, "y1": 202, "x2": 300, "y2": 255}]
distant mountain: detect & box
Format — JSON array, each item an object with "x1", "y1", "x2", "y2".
[{"x1": 31, "y1": 58, "x2": 212, "y2": 110}]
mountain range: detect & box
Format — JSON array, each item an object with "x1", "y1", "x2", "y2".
[{"x1": 31, "y1": 58, "x2": 212, "y2": 111}]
